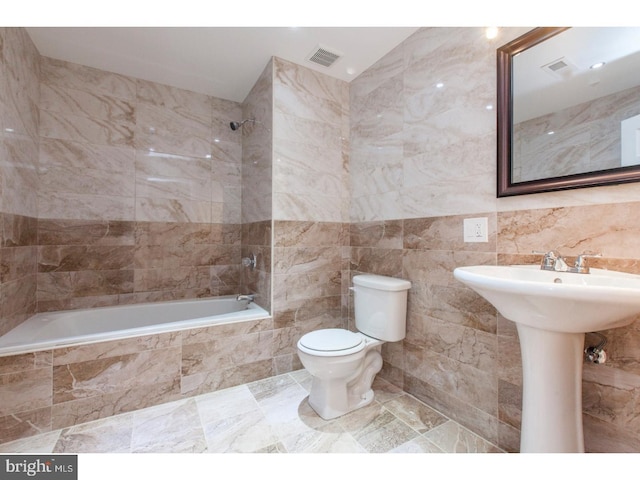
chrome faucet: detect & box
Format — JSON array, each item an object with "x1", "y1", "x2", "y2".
[
  {"x1": 236, "y1": 294, "x2": 255, "y2": 303},
  {"x1": 533, "y1": 250, "x2": 602, "y2": 274}
]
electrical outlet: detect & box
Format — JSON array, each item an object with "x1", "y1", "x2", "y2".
[{"x1": 463, "y1": 217, "x2": 488, "y2": 243}]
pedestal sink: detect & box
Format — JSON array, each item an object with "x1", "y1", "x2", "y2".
[{"x1": 453, "y1": 265, "x2": 640, "y2": 453}]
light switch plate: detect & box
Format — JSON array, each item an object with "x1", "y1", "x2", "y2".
[{"x1": 463, "y1": 217, "x2": 488, "y2": 243}]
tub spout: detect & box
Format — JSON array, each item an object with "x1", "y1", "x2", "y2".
[{"x1": 236, "y1": 294, "x2": 255, "y2": 303}]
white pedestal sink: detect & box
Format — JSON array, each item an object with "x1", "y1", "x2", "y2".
[{"x1": 454, "y1": 265, "x2": 640, "y2": 453}]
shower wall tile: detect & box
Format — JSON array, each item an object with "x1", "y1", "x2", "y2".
[
  {"x1": 39, "y1": 109, "x2": 135, "y2": 148},
  {"x1": 37, "y1": 245, "x2": 135, "y2": 272},
  {"x1": 38, "y1": 219, "x2": 135, "y2": 246},
  {"x1": 2, "y1": 28, "x2": 40, "y2": 140},
  {"x1": 241, "y1": 220, "x2": 271, "y2": 311},
  {"x1": 3, "y1": 134, "x2": 39, "y2": 217},
  {"x1": 0, "y1": 212, "x2": 38, "y2": 336},
  {"x1": 2, "y1": 30, "x2": 39, "y2": 226},
  {"x1": 41, "y1": 57, "x2": 136, "y2": 101},
  {"x1": 240, "y1": 60, "x2": 273, "y2": 311},
  {"x1": 137, "y1": 79, "x2": 210, "y2": 115},
  {"x1": 39, "y1": 83, "x2": 135, "y2": 126},
  {"x1": 36, "y1": 57, "x2": 241, "y2": 225},
  {"x1": 241, "y1": 61, "x2": 272, "y2": 227},
  {"x1": 33, "y1": 219, "x2": 241, "y2": 312}
]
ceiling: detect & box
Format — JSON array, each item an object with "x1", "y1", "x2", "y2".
[
  {"x1": 26, "y1": 27, "x2": 420, "y2": 103},
  {"x1": 514, "y1": 27, "x2": 640, "y2": 122}
]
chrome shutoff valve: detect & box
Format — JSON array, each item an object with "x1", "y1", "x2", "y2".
[
  {"x1": 585, "y1": 332, "x2": 608, "y2": 364},
  {"x1": 585, "y1": 346, "x2": 607, "y2": 364}
]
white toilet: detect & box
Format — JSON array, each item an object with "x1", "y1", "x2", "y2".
[{"x1": 296, "y1": 274, "x2": 411, "y2": 420}]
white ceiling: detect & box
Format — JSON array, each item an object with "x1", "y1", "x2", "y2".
[
  {"x1": 514, "y1": 27, "x2": 640, "y2": 122},
  {"x1": 26, "y1": 27, "x2": 420, "y2": 103}
]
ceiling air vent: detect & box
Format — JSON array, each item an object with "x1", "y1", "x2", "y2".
[
  {"x1": 541, "y1": 56, "x2": 577, "y2": 78},
  {"x1": 306, "y1": 44, "x2": 342, "y2": 68}
]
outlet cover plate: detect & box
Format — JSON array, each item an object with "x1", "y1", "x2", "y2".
[{"x1": 463, "y1": 217, "x2": 488, "y2": 243}]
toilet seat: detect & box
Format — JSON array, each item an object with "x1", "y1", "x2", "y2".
[{"x1": 297, "y1": 329, "x2": 365, "y2": 357}]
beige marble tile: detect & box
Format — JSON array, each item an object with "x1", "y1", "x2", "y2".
[
  {"x1": 0, "y1": 368, "x2": 52, "y2": 416},
  {"x1": 423, "y1": 420, "x2": 502, "y2": 453},
  {"x1": 0, "y1": 371, "x2": 503, "y2": 453},
  {"x1": 53, "y1": 347, "x2": 181, "y2": 403},
  {"x1": 346, "y1": 406, "x2": 420, "y2": 453},
  {"x1": 404, "y1": 343, "x2": 498, "y2": 416},
  {"x1": 0, "y1": 407, "x2": 52, "y2": 446},
  {"x1": 51, "y1": 377, "x2": 181, "y2": 430},
  {"x1": 39, "y1": 83, "x2": 135, "y2": 126},
  {"x1": 52, "y1": 332, "x2": 181, "y2": 365},
  {"x1": 182, "y1": 331, "x2": 273, "y2": 376},
  {"x1": 202, "y1": 407, "x2": 278, "y2": 453},
  {"x1": 382, "y1": 394, "x2": 449, "y2": 434},
  {"x1": 0, "y1": 430, "x2": 60, "y2": 453},
  {"x1": 38, "y1": 192, "x2": 135, "y2": 221},
  {"x1": 131, "y1": 398, "x2": 205, "y2": 453},
  {"x1": 41, "y1": 57, "x2": 136, "y2": 100},
  {"x1": 137, "y1": 79, "x2": 211, "y2": 116},
  {"x1": 40, "y1": 110, "x2": 134, "y2": 148},
  {"x1": 389, "y1": 435, "x2": 445, "y2": 453}
]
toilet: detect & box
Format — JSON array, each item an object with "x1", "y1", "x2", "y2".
[{"x1": 296, "y1": 274, "x2": 411, "y2": 420}]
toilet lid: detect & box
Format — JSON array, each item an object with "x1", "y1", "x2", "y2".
[{"x1": 299, "y1": 329, "x2": 363, "y2": 353}]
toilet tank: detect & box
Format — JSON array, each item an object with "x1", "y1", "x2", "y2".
[{"x1": 353, "y1": 274, "x2": 411, "y2": 342}]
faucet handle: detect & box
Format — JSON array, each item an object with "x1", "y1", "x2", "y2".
[
  {"x1": 574, "y1": 252, "x2": 602, "y2": 272},
  {"x1": 532, "y1": 250, "x2": 560, "y2": 270}
]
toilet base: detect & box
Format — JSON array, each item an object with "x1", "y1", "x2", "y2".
[{"x1": 307, "y1": 348, "x2": 383, "y2": 420}]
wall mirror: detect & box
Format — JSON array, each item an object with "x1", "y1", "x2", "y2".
[{"x1": 497, "y1": 27, "x2": 640, "y2": 197}]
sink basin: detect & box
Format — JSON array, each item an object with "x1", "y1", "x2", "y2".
[
  {"x1": 454, "y1": 264, "x2": 640, "y2": 453},
  {"x1": 454, "y1": 265, "x2": 640, "y2": 333}
]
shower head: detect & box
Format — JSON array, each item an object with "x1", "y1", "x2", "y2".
[{"x1": 229, "y1": 119, "x2": 255, "y2": 131}]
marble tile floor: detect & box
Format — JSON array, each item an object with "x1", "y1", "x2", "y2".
[{"x1": 0, "y1": 370, "x2": 503, "y2": 454}]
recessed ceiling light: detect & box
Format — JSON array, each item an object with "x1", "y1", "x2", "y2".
[{"x1": 590, "y1": 62, "x2": 605, "y2": 70}]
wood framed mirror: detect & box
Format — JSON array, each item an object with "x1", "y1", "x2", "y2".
[{"x1": 497, "y1": 27, "x2": 640, "y2": 197}]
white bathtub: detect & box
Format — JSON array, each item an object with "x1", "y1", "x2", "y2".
[{"x1": 0, "y1": 295, "x2": 270, "y2": 357}]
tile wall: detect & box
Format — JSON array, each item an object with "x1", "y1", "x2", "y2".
[
  {"x1": 0, "y1": 316, "x2": 273, "y2": 443},
  {"x1": 34, "y1": 56, "x2": 245, "y2": 312},
  {"x1": 0, "y1": 28, "x2": 40, "y2": 337},
  {"x1": 270, "y1": 58, "x2": 351, "y2": 373},
  {"x1": 350, "y1": 26, "x2": 640, "y2": 452},
  {"x1": 240, "y1": 59, "x2": 273, "y2": 312}
]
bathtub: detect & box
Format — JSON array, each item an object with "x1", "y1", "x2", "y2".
[{"x1": 0, "y1": 295, "x2": 270, "y2": 357}]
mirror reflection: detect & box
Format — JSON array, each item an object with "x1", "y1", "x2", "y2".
[{"x1": 498, "y1": 27, "x2": 640, "y2": 196}]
